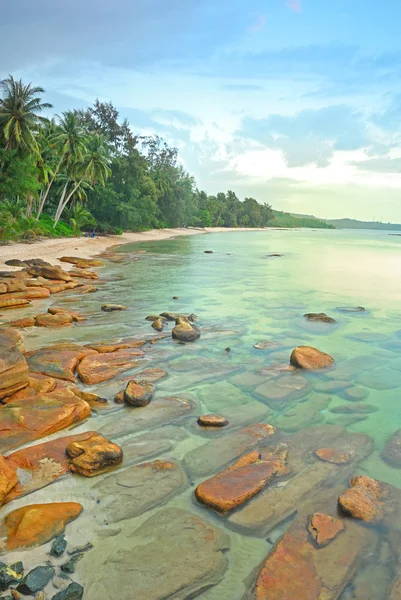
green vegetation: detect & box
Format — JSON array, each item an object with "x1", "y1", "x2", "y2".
[
  {"x1": 267, "y1": 210, "x2": 335, "y2": 229},
  {"x1": 0, "y1": 74, "x2": 333, "y2": 243},
  {"x1": 325, "y1": 218, "x2": 401, "y2": 231}
]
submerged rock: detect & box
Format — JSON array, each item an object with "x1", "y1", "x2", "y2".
[
  {"x1": 337, "y1": 306, "x2": 366, "y2": 312},
  {"x1": 308, "y1": 513, "x2": 344, "y2": 546},
  {"x1": 290, "y1": 346, "x2": 335, "y2": 370},
  {"x1": 17, "y1": 565, "x2": 54, "y2": 595},
  {"x1": 315, "y1": 448, "x2": 351, "y2": 464},
  {"x1": 255, "y1": 373, "x2": 310, "y2": 406},
  {"x1": 338, "y1": 475, "x2": 390, "y2": 523},
  {"x1": 304, "y1": 313, "x2": 337, "y2": 324},
  {"x1": 77, "y1": 349, "x2": 143, "y2": 384},
  {"x1": 0, "y1": 502, "x2": 82, "y2": 551},
  {"x1": 67, "y1": 433, "x2": 123, "y2": 477},
  {"x1": 26, "y1": 345, "x2": 93, "y2": 382},
  {"x1": 86, "y1": 508, "x2": 229, "y2": 600},
  {"x1": 253, "y1": 341, "x2": 279, "y2": 350},
  {"x1": 381, "y1": 429, "x2": 401, "y2": 467},
  {"x1": 197, "y1": 414, "x2": 228, "y2": 427}
]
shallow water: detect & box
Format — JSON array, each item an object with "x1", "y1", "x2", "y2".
[{"x1": 5, "y1": 228, "x2": 401, "y2": 599}]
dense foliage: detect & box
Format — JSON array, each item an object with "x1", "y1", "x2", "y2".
[
  {"x1": 0, "y1": 75, "x2": 331, "y2": 242},
  {"x1": 267, "y1": 211, "x2": 335, "y2": 229}
]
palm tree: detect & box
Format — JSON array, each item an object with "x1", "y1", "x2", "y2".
[
  {"x1": 53, "y1": 133, "x2": 111, "y2": 226},
  {"x1": 37, "y1": 111, "x2": 87, "y2": 220},
  {"x1": 0, "y1": 75, "x2": 52, "y2": 154}
]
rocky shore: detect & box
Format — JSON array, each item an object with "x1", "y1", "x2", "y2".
[{"x1": 0, "y1": 242, "x2": 400, "y2": 599}]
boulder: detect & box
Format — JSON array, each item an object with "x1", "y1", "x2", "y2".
[
  {"x1": 151, "y1": 318, "x2": 164, "y2": 331},
  {"x1": 27, "y1": 265, "x2": 72, "y2": 282},
  {"x1": 338, "y1": 475, "x2": 390, "y2": 523},
  {"x1": 0, "y1": 454, "x2": 18, "y2": 506},
  {"x1": 308, "y1": 513, "x2": 344, "y2": 546},
  {"x1": 5, "y1": 316, "x2": 36, "y2": 328},
  {"x1": 59, "y1": 256, "x2": 104, "y2": 268},
  {"x1": 26, "y1": 346, "x2": 92, "y2": 381},
  {"x1": 48, "y1": 307, "x2": 86, "y2": 322},
  {"x1": 4, "y1": 259, "x2": 27, "y2": 267},
  {"x1": 124, "y1": 380, "x2": 155, "y2": 406},
  {"x1": 0, "y1": 298, "x2": 30, "y2": 309},
  {"x1": 77, "y1": 349, "x2": 143, "y2": 384},
  {"x1": 85, "y1": 508, "x2": 229, "y2": 600},
  {"x1": 114, "y1": 390, "x2": 125, "y2": 404},
  {"x1": 17, "y1": 565, "x2": 55, "y2": 595},
  {"x1": 66, "y1": 433, "x2": 123, "y2": 477},
  {"x1": 34, "y1": 313, "x2": 73, "y2": 328},
  {"x1": 290, "y1": 346, "x2": 335, "y2": 370},
  {"x1": 0, "y1": 329, "x2": 29, "y2": 400},
  {"x1": 0, "y1": 502, "x2": 82, "y2": 551},
  {"x1": 195, "y1": 445, "x2": 288, "y2": 513},
  {"x1": 69, "y1": 268, "x2": 99, "y2": 279},
  {"x1": 93, "y1": 460, "x2": 187, "y2": 523},
  {"x1": 101, "y1": 304, "x2": 128, "y2": 312},
  {"x1": 70, "y1": 389, "x2": 109, "y2": 409},
  {"x1": 197, "y1": 414, "x2": 228, "y2": 427},
  {"x1": 46, "y1": 282, "x2": 82, "y2": 294},
  {"x1": 172, "y1": 317, "x2": 200, "y2": 342},
  {"x1": 304, "y1": 313, "x2": 337, "y2": 324},
  {"x1": 85, "y1": 339, "x2": 145, "y2": 353},
  {"x1": 381, "y1": 429, "x2": 401, "y2": 467}
]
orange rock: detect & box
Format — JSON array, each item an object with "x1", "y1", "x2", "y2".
[
  {"x1": 66, "y1": 433, "x2": 123, "y2": 477},
  {"x1": 2, "y1": 279, "x2": 27, "y2": 293},
  {"x1": 338, "y1": 475, "x2": 389, "y2": 522},
  {"x1": 290, "y1": 346, "x2": 335, "y2": 370},
  {"x1": 47, "y1": 306, "x2": 86, "y2": 322},
  {"x1": 0, "y1": 289, "x2": 50, "y2": 301},
  {"x1": 84, "y1": 339, "x2": 145, "y2": 353},
  {"x1": 114, "y1": 390, "x2": 125, "y2": 404},
  {"x1": 127, "y1": 367, "x2": 166, "y2": 382},
  {"x1": 26, "y1": 345, "x2": 93, "y2": 381},
  {"x1": 195, "y1": 445, "x2": 288, "y2": 513},
  {"x1": 0, "y1": 282, "x2": 7, "y2": 293},
  {"x1": 70, "y1": 388, "x2": 109, "y2": 408},
  {"x1": 0, "y1": 388, "x2": 91, "y2": 453},
  {"x1": 0, "y1": 502, "x2": 82, "y2": 550},
  {"x1": 0, "y1": 298, "x2": 30, "y2": 309},
  {"x1": 197, "y1": 414, "x2": 228, "y2": 427},
  {"x1": 69, "y1": 268, "x2": 99, "y2": 280},
  {"x1": 124, "y1": 380, "x2": 155, "y2": 406},
  {"x1": 315, "y1": 448, "x2": 351, "y2": 464},
  {"x1": 73, "y1": 284, "x2": 98, "y2": 294},
  {"x1": 77, "y1": 349, "x2": 144, "y2": 384},
  {"x1": 59, "y1": 256, "x2": 104, "y2": 267},
  {"x1": 34, "y1": 313, "x2": 73, "y2": 328},
  {"x1": 4, "y1": 432, "x2": 95, "y2": 502},
  {"x1": 46, "y1": 282, "x2": 82, "y2": 294},
  {"x1": 0, "y1": 329, "x2": 29, "y2": 400},
  {"x1": 0, "y1": 454, "x2": 18, "y2": 505},
  {"x1": 308, "y1": 513, "x2": 344, "y2": 546},
  {"x1": 3, "y1": 373, "x2": 58, "y2": 404},
  {"x1": 27, "y1": 265, "x2": 72, "y2": 282},
  {"x1": 6, "y1": 317, "x2": 36, "y2": 328}
]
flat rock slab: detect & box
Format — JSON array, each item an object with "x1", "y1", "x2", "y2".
[
  {"x1": 183, "y1": 424, "x2": 276, "y2": 479},
  {"x1": 101, "y1": 396, "x2": 195, "y2": 439},
  {"x1": 4, "y1": 431, "x2": 95, "y2": 503},
  {"x1": 93, "y1": 460, "x2": 187, "y2": 523},
  {"x1": 356, "y1": 368, "x2": 401, "y2": 390},
  {"x1": 255, "y1": 374, "x2": 310, "y2": 407},
  {"x1": 274, "y1": 393, "x2": 330, "y2": 431},
  {"x1": 86, "y1": 508, "x2": 229, "y2": 600},
  {"x1": 381, "y1": 429, "x2": 401, "y2": 467},
  {"x1": 0, "y1": 329, "x2": 29, "y2": 400},
  {"x1": 0, "y1": 389, "x2": 91, "y2": 453},
  {"x1": 77, "y1": 349, "x2": 144, "y2": 384},
  {"x1": 26, "y1": 345, "x2": 95, "y2": 382}
]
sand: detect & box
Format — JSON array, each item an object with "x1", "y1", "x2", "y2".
[{"x1": 0, "y1": 227, "x2": 269, "y2": 271}]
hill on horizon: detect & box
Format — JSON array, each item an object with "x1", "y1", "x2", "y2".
[{"x1": 325, "y1": 218, "x2": 401, "y2": 231}]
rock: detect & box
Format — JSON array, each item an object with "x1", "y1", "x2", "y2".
[
  {"x1": 304, "y1": 313, "x2": 337, "y2": 324},
  {"x1": 59, "y1": 256, "x2": 104, "y2": 268},
  {"x1": 114, "y1": 390, "x2": 125, "y2": 404},
  {"x1": 315, "y1": 448, "x2": 351, "y2": 464},
  {"x1": 69, "y1": 269, "x2": 99, "y2": 279},
  {"x1": 381, "y1": 429, "x2": 401, "y2": 467},
  {"x1": 357, "y1": 367, "x2": 401, "y2": 390},
  {"x1": 93, "y1": 460, "x2": 187, "y2": 523},
  {"x1": 85, "y1": 339, "x2": 145, "y2": 353},
  {"x1": 0, "y1": 562, "x2": 24, "y2": 591},
  {"x1": 124, "y1": 380, "x2": 155, "y2": 406},
  {"x1": 60, "y1": 554, "x2": 83, "y2": 574},
  {"x1": 70, "y1": 389, "x2": 108, "y2": 409},
  {"x1": 35, "y1": 313, "x2": 73, "y2": 328},
  {"x1": 0, "y1": 455, "x2": 17, "y2": 506},
  {"x1": 26, "y1": 346, "x2": 92, "y2": 382},
  {"x1": 49, "y1": 534, "x2": 67, "y2": 557},
  {"x1": 5, "y1": 259, "x2": 27, "y2": 267},
  {"x1": 47, "y1": 307, "x2": 86, "y2": 322},
  {"x1": 197, "y1": 414, "x2": 228, "y2": 427},
  {"x1": 77, "y1": 349, "x2": 143, "y2": 384},
  {"x1": 52, "y1": 582, "x2": 84, "y2": 600},
  {"x1": 172, "y1": 317, "x2": 200, "y2": 342},
  {"x1": 338, "y1": 476, "x2": 390, "y2": 522},
  {"x1": 255, "y1": 373, "x2": 310, "y2": 407},
  {"x1": 72, "y1": 284, "x2": 97, "y2": 294},
  {"x1": 5, "y1": 317, "x2": 36, "y2": 328},
  {"x1": 308, "y1": 513, "x2": 344, "y2": 546},
  {"x1": 337, "y1": 306, "x2": 366, "y2": 312},
  {"x1": 0, "y1": 389, "x2": 91, "y2": 454},
  {"x1": 86, "y1": 508, "x2": 229, "y2": 600},
  {"x1": 0, "y1": 503, "x2": 82, "y2": 551},
  {"x1": 204, "y1": 250, "x2": 214, "y2": 253},
  {"x1": 290, "y1": 346, "x2": 335, "y2": 370},
  {"x1": 27, "y1": 265, "x2": 72, "y2": 282},
  {"x1": 101, "y1": 304, "x2": 128, "y2": 312},
  {"x1": 196, "y1": 445, "x2": 288, "y2": 513},
  {"x1": 145, "y1": 314, "x2": 164, "y2": 322},
  {"x1": 253, "y1": 341, "x2": 279, "y2": 350},
  {"x1": 330, "y1": 403, "x2": 378, "y2": 414},
  {"x1": 340, "y1": 386, "x2": 370, "y2": 401},
  {"x1": 274, "y1": 392, "x2": 329, "y2": 431},
  {"x1": 46, "y1": 282, "x2": 81, "y2": 294},
  {"x1": 67, "y1": 542, "x2": 93, "y2": 555},
  {"x1": 0, "y1": 329, "x2": 29, "y2": 400},
  {"x1": 4, "y1": 431, "x2": 95, "y2": 502},
  {"x1": 66, "y1": 434, "x2": 123, "y2": 477},
  {"x1": 151, "y1": 318, "x2": 164, "y2": 331},
  {"x1": 127, "y1": 368, "x2": 166, "y2": 382},
  {"x1": 313, "y1": 379, "x2": 350, "y2": 393},
  {"x1": 17, "y1": 566, "x2": 54, "y2": 595},
  {"x1": 184, "y1": 424, "x2": 276, "y2": 478},
  {"x1": 0, "y1": 299, "x2": 30, "y2": 309}
]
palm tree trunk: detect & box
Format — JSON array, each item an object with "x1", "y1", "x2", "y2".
[
  {"x1": 53, "y1": 181, "x2": 69, "y2": 226},
  {"x1": 53, "y1": 177, "x2": 85, "y2": 227},
  {"x1": 36, "y1": 157, "x2": 64, "y2": 220}
]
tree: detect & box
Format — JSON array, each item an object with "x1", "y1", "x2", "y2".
[{"x1": 0, "y1": 76, "x2": 52, "y2": 154}]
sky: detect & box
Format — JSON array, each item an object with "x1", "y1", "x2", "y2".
[{"x1": 2, "y1": 0, "x2": 401, "y2": 221}]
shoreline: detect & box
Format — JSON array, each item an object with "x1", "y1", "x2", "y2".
[{"x1": 0, "y1": 227, "x2": 269, "y2": 270}]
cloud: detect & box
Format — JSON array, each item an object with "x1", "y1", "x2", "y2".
[
  {"x1": 372, "y1": 93, "x2": 401, "y2": 131},
  {"x1": 349, "y1": 157, "x2": 401, "y2": 173},
  {"x1": 287, "y1": 0, "x2": 302, "y2": 13},
  {"x1": 247, "y1": 14, "x2": 266, "y2": 32}
]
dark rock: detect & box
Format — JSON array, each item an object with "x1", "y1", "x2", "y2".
[
  {"x1": 304, "y1": 313, "x2": 337, "y2": 324},
  {"x1": 188, "y1": 313, "x2": 198, "y2": 322},
  {"x1": 172, "y1": 317, "x2": 200, "y2": 342},
  {"x1": 60, "y1": 554, "x2": 83, "y2": 574},
  {"x1": 204, "y1": 250, "x2": 214, "y2": 253},
  {"x1": 151, "y1": 318, "x2": 164, "y2": 331},
  {"x1": 68, "y1": 542, "x2": 93, "y2": 556},
  {"x1": 5, "y1": 260, "x2": 27, "y2": 267},
  {"x1": 337, "y1": 306, "x2": 366, "y2": 312},
  {"x1": 17, "y1": 566, "x2": 54, "y2": 595},
  {"x1": 49, "y1": 534, "x2": 67, "y2": 557},
  {"x1": 197, "y1": 415, "x2": 228, "y2": 427},
  {"x1": 101, "y1": 304, "x2": 128, "y2": 312},
  {"x1": 172, "y1": 296, "x2": 179, "y2": 300},
  {"x1": 381, "y1": 429, "x2": 401, "y2": 467},
  {"x1": 159, "y1": 312, "x2": 179, "y2": 321},
  {"x1": 124, "y1": 380, "x2": 155, "y2": 406},
  {"x1": 0, "y1": 563, "x2": 23, "y2": 591},
  {"x1": 52, "y1": 583, "x2": 84, "y2": 600}
]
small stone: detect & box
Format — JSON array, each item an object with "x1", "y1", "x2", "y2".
[
  {"x1": 204, "y1": 250, "x2": 213, "y2": 254},
  {"x1": 114, "y1": 390, "x2": 125, "y2": 404},
  {"x1": 225, "y1": 347, "x2": 231, "y2": 353},
  {"x1": 17, "y1": 566, "x2": 54, "y2": 595},
  {"x1": 304, "y1": 313, "x2": 337, "y2": 324},
  {"x1": 51, "y1": 582, "x2": 84, "y2": 600},
  {"x1": 52, "y1": 574, "x2": 71, "y2": 590},
  {"x1": 49, "y1": 534, "x2": 67, "y2": 557},
  {"x1": 315, "y1": 448, "x2": 351, "y2": 464},
  {"x1": 60, "y1": 554, "x2": 83, "y2": 574},
  {"x1": 124, "y1": 380, "x2": 155, "y2": 407},
  {"x1": 101, "y1": 304, "x2": 128, "y2": 312},
  {"x1": 172, "y1": 317, "x2": 200, "y2": 342},
  {"x1": 308, "y1": 513, "x2": 344, "y2": 546},
  {"x1": 151, "y1": 318, "x2": 164, "y2": 331},
  {"x1": 253, "y1": 341, "x2": 277, "y2": 350},
  {"x1": 0, "y1": 562, "x2": 24, "y2": 591},
  {"x1": 172, "y1": 296, "x2": 179, "y2": 300},
  {"x1": 197, "y1": 415, "x2": 229, "y2": 428}
]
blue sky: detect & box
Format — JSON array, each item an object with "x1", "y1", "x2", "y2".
[{"x1": 2, "y1": 0, "x2": 401, "y2": 220}]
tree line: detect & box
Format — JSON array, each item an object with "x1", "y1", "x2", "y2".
[{"x1": 0, "y1": 75, "x2": 275, "y2": 241}]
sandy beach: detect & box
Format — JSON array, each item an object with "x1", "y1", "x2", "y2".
[{"x1": 0, "y1": 227, "x2": 270, "y2": 271}]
